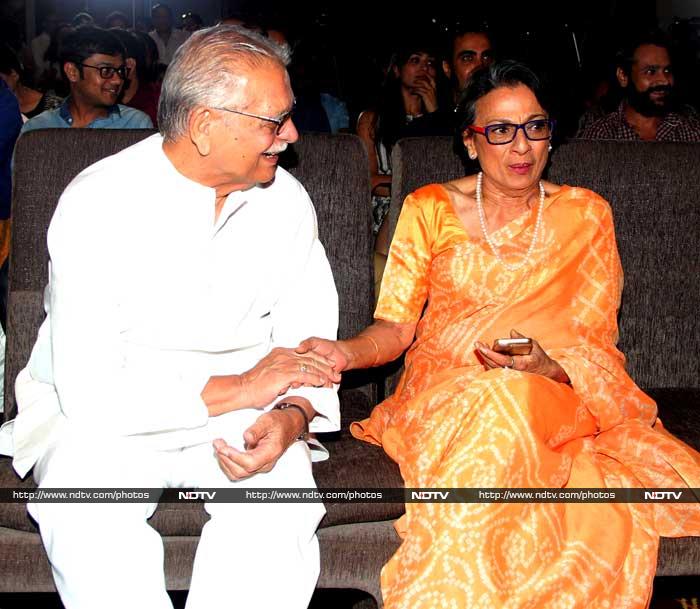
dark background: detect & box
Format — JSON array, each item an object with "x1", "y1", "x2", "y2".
[{"x1": 2, "y1": 0, "x2": 699, "y2": 136}]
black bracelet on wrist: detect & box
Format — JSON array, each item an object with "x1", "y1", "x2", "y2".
[{"x1": 273, "y1": 402, "x2": 309, "y2": 441}]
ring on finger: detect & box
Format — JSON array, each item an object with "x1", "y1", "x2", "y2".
[
  {"x1": 300, "y1": 363, "x2": 308, "y2": 373},
  {"x1": 504, "y1": 356, "x2": 515, "y2": 369}
]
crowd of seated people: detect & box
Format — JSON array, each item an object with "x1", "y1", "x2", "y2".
[
  {"x1": 0, "y1": 10, "x2": 697, "y2": 327},
  {"x1": 0, "y1": 8, "x2": 698, "y2": 376},
  {"x1": 5, "y1": 11, "x2": 700, "y2": 143}
]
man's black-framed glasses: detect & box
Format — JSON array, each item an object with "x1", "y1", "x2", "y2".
[
  {"x1": 468, "y1": 119, "x2": 555, "y2": 145},
  {"x1": 78, "y1": 63, "x2": 129, "y2": 80},
  {"x1": 211, "y1": 101, "x2": 296, "y2": 135}
]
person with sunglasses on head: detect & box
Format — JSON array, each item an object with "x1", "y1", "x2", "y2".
[
  {"x1": 20, "y1": 27, "x2": 152, "y2": 134},
  {"x1": 298, "y1": 60, "x2": 700, "y2": 608}
]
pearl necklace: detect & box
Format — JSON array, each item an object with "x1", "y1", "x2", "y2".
[{"x1": 475, "y1": 171, "x2": 545, "y2": 272}]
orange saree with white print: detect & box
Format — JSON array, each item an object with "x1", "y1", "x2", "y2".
[{"x1": 352, "y1": 184, "x2": 700, "y2": 609}]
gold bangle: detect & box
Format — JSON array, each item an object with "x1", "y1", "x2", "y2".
[{"x1": 360, "y1": 334, "x2": 380, "y2": 367}]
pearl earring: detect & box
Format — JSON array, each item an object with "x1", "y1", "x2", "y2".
[
  {"x1": 469, "y1": 152, "x2": 477, "y2": 160},
  {"x1": 548, "y1": 144, "x2": 552, "y2": 152}
]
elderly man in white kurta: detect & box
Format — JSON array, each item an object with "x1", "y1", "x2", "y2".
[{"x1": 5, "y1": 26, "x2": 340, "y2": 609}]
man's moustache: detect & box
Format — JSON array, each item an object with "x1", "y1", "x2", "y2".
[{"x1": 646, "y1": 85, "x2": 672, "y2": 95}]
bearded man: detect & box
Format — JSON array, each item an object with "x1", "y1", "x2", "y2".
[{"x1": 578, "y1": 30, "x2": 700, "y2": 141}]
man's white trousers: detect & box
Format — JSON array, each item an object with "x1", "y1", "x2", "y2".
[{"x1": 28, "y1": 410, "x2": 325, "y2": 609}]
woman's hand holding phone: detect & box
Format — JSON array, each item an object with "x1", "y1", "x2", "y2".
[{"x1": 474, "y1": 330, "x2": 571, "y2": 384}]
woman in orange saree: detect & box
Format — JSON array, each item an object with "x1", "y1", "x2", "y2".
[{"x1": 299, "y1": 61, "x2": 700, "y2": 608}]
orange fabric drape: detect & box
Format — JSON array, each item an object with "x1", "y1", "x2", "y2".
[{"x1": 351, "y1": 184, "x2": 700, "y2": 609}]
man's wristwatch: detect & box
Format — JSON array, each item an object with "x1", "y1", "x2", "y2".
[{"x1": 273, "y1": 402, "x2": 309, "y2": 441}]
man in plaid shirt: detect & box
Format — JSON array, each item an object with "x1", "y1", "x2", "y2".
[{"x1": 578, "y1": 30, "x2": 700, "y2": 142}]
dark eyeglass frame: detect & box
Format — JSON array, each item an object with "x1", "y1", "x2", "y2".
[
  {"x1": 78, "y1": 62, "x2": 129, "y2": 80},
  {"x1": 211, "y1": 101, "x2": 296, "y2": 135},
  {"x1": 468, "y1": 119, "x2": 556, "y2": 145}
]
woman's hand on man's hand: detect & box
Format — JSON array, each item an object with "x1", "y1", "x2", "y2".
[
  {"x1": 239, "y1": 347, "x2": 340, "y2": 408},
  {"x1": 296, "y1": 338, "x2": 351, "y2": 374}
]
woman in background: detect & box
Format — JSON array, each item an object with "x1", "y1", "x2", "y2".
[
  {"x1": 0, "y1": 44, "x2": 62, "y2": 121},
  {"x1": 109, "y1": 29, "x2": 161, "y2": 127},
  {"x1": 358, "y1": 41, "x2": 444, "y2": 239},
  {"x1": 357, "y1": 40, "x2": 446, "y2": 295}
]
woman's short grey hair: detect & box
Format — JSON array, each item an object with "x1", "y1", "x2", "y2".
[{"x1": 158, "y1": 25, "x2": 291, "y2": 142}]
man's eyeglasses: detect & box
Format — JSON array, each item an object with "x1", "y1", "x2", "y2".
[
  {"x1": 211, "y1": 102, "x2": 296, "y2": 135},
  {"x1": 468, "y1": 119, "x2": 555, "y2": 145},
  {"x1": 79, "y1": 63, "x2": 129, "y2": 80}
]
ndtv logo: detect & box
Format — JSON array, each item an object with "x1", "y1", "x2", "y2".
[
  {"x1": 644, "y1": 491, "x2": 681, "y2": 500},
  {"x1": 178, "y1": 491, "x2": 217, "y2": 501},
  {"x1": 411, "y1": 491, "x2": 449, "y2": 500}
]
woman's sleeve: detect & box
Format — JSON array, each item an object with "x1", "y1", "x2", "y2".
[
  {"x1": 547, "y1": 198, "x2": 657, "y2": 431},
  {"x1": 375, "y1": 192, "x2": 434, "y2": 323}
]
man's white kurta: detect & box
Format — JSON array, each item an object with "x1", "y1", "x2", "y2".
[{"x1": 5, "y1": 133, "x2": 339, "y2": 476}]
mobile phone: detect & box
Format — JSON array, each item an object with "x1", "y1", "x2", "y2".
[{"x1": 492, "y1": 338, "x2": 533, "y2": 356}]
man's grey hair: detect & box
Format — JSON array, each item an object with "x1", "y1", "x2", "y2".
[{"x1": 158, "y1": 25, "x2": 291, "y2": 142}]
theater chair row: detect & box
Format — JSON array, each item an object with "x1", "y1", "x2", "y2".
[{"x1": 1, "y1": 130, "x2": 698, "y2": 606}]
